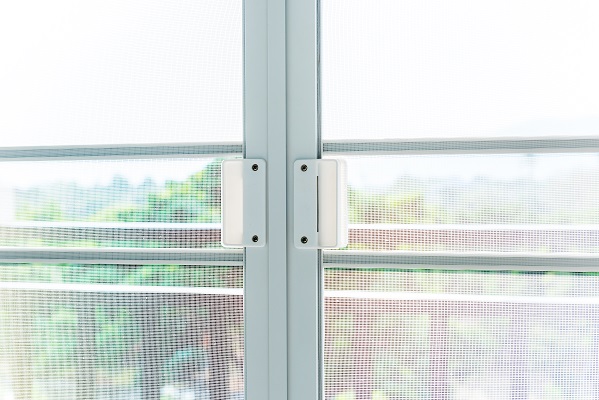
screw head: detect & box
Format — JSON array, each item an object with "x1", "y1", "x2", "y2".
[
  {"x1": 301, "y1": 164, "x2": 308, "y2": 172},
  {"x1": 300, "y1": 236, "x2": 308, "y2": 244},
  {"x1": 252, "y1": 235, "x2": 259, "y2": 243},
  {"x1": 252, "y1": 163, "x2": 259, "y2": 171}
]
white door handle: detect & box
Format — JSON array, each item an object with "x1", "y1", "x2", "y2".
[
  {"x1": 294, "y1": 159, "x2": 347, "y2": 249},
  {"x1": 221, "y1": 159, "x2": 266, "y2": 247}
]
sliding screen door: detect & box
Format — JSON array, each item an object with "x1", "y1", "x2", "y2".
[
  {"x1": 0, "y1": 1, "x2": 244, "y2": 399},
  {"x1": 320, "y1": 1, "x2": 599, "y2": 399}
]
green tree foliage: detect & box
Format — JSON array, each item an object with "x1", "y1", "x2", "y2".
[
  {"x1": 5, "y1": 159, "x2": 599, "y2": 399},
  {"x1": 110, "y1": 161, "x2": 222, "y2": 223},
  {"x1": 15, "y1": 160, "x2": 223, "y2": 225}
]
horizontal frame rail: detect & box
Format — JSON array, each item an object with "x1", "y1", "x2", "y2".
[
  {"x1": 0, "y1": 281, "x2": 243, "y2": 294},
  {"x1": 325, "y1": 289, "x2": 599, "y2": 305},
  {"x1": 0, "y1": 248, "x2": 243, "y2": 265},
  {"x1": 0, "y1": 142, "x2": 243, "y2": 161},
  {"x1": 323, "y1": 251, "x2": 599, "y2": 272},
  {"x1": 2, "y1": 223, "x2": 598, "y2": 258},
  {"x1": 0, "y1": 222, "x2": 223, "y2": 248},
  {"x1": 0, "y1": 221, "x2": 223, "y2": 228},
  {"x1": 323, "y1": 137, "x2": 599, "y2": 155}
]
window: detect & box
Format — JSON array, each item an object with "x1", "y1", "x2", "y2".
[{"x1": 1, "y1": 1, "x2": 597, "y2": 399}]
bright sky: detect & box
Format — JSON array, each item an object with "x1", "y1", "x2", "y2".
[
  {"x1": 0, "y1": 159, "x2": 211, "y2": 188},
  {"x1": 342, "y1": 153, "x2": 599, "y2": 188},
  {"x1": 321, "y1": 0, "x2": 599, "y2": 140},
  {"x1": 1, "y1": 0, "x2": 599, "y2": 188},
  {"x1": 0, "y1": 0, "x2": 243, "y2": 146},
  {"x1": 2, "y1": 0, "x2": 599, "y2": 147}
]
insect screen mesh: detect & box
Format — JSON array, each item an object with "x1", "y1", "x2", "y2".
[
  {"x1": 325, "y1": 268, "x2": 599, "y2": 400},
  {"x1": 320, "y1": 0, "x2": 599, "y2": 141},
  {"x1": 334, "y1": 153, "x2": 599, "y2": 253},
  {"x1": 320, "y1": 1, "x2": 599, "y2": 399},
  {"x1": 0, "y1": 158, "x2": 229, "y2": 249},
  {"x1": 0, "y1": 264, "x2": 243, "y2": 400},
  {"x1": 0, "y1": 0, "x2": 242, "y2": 146}
]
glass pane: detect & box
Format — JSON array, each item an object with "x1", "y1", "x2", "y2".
[
  {"x1": 0, "y1": 0, "x2": 242, "y2": 146},
  {"x1": 325, "y1": 268, "x2": 599, "y2": 400},
  {"x1": 0, "y1": 158, "x2": 228, "y2": 248},
  {"x1": 0, "y1": 264, "x2": 243, "y2": 400},
  {"x1": 335, "y1": 153, "x2": 599, "y2": 253},
  {"x1": 321, "y1": 0, "x2": 599, "y2": 140}
]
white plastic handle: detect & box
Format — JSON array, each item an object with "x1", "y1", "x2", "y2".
[
  {"x1": 221, "y1": 159, "x2": 266, "y2": 247},
  {"x1": 294, "y1": 159, "x2": 347, "y2": 249}
]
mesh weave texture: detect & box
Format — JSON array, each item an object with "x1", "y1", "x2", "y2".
[
  {"x1": 0, "y1": 264, "x2": 243, "y2": 400},
  {"x1": 325, "y1": 269, "x2": 599, "y2": 400}
]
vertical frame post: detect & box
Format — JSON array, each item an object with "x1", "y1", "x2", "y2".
[
  {"x1": 244, "y1": 0, "x2": 320, "y2": 398},
  {"x1": 244, "y1": 0, "x2": 289, "y2": 399},
  {"x1": 287, "y1": 0, "x2": 321, "y2": 398}
]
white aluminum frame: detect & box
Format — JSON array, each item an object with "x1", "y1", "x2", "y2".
[{"x1": 244, "y1": 0, "x2": 321, "y2": 398}]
